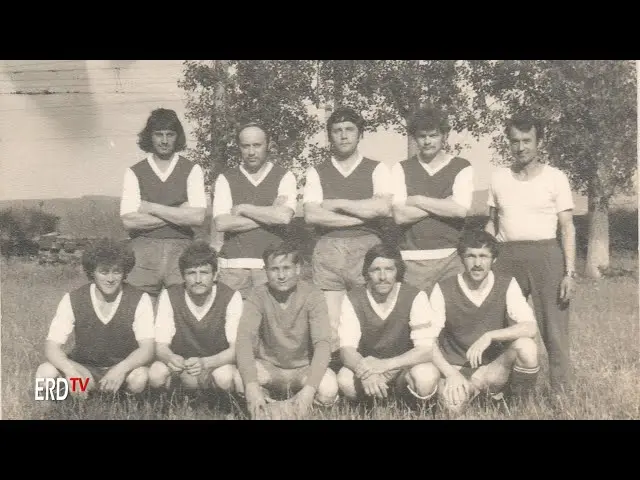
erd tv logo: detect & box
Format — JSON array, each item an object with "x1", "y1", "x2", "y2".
[{"x1": 35, "y1": 377, "x2": 90, "y2": 400}]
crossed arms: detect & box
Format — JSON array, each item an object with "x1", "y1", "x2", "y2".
[
  {"x1": 120, "y1": 166, "x2": 207, "y2": 231},
  {"x1": 391, "y1": 163, "x2": 473, "y2": 225},
  {"x1": 303, "y1": 165, "x2": 392, "y2": 228}
]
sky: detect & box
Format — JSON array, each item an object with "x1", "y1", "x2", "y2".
[{"x1": 0, "y1": 60, "x2": 502, "y2": 202}]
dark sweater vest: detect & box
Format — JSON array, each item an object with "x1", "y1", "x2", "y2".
[
  {"x1": 315, "y1": 157, "x2": 383, "y2": 238},
  {"x1": 437, "y1": 274, "x2": 511, "y2": 367},
  {"x1": 129, "y1": 155, "x2": 196, "y2": 240},
  {"x1": 167, "y1": 282, "x2": 235, "y2": 358},
  {"x1": 219, "y1": 165, "x2": 289, "y2": 260},
  {"x1": 399, "y1": 155, "x2": 470, "y2": 250},
  {"x1": 347, "y1": 283, "x2": 420, "y2": 359},
  {"x1": 68, "y1": 284, "x2": 143, "y2": 367}
]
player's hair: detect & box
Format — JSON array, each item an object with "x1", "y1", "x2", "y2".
[
  {"x1": 236, "y1": 121, "x2": 271, "y2": 145},
  {"x1": 456, "y1": 229, "x2": 499, "y2": 259},
  {"x1": 361, "y1": 243, "x2": 406, "y2": 283},
  {"x1": 137, "y1": 108, "x2": 187, "y2": 153},
  {"x1": 262, "y1": 241, "x2": 301, "y2": 267},
  {"x1": 178, "y1": 241, "x2": 219, "y2": 276},
  {"x1": 505, "y1": 110, "x2": 545, "y2": 141},
  {"x1": 82, "y1": 238, "x2": 136, "y2": 281},
  {"x1": 326, "y1": 107, "x2": 365, "y2": 137},
  {"x1": 407, "y1": 106, "x2": 450, "y2": 137}
]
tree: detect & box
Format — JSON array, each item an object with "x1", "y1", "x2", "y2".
[
  {"x1": 179, "y1": 60, "x2": 324, "y2": 189},
  {"x1": 316, "y1": 60, "x2": 498, "y2": 157},
  {"x1": 479, "y1": 60, "x2": 637, "y2": 278}
]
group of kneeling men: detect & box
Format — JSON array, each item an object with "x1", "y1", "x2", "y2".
[{"x1": 36, "y1": 228, "x2": 540, "y2": 419}]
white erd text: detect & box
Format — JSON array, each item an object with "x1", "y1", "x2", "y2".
[{"x1": 35, "y1": 377, "x2": 90, "y2": 400}]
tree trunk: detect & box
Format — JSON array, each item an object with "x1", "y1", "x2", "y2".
[
  {"x1": 407, "y1": 134, "x2": 418, "y2": 159},
  {"x1": 209, "y1": 60, "x2": 228, "y2": 251},
  {"x1": 585, "y1": 191, "x2": 610, "y2": 278}
]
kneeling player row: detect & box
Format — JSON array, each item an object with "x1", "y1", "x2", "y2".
[{"x1": 36, "y1": 231, "x2": 540, "y2": 417}]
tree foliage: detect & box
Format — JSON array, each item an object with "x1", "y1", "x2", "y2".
[
  {"x1": 179, "y1": 60, "x2": 324, "y2": 190},
  {"x1": 473, "y1": 60, "x2": 637, "y2": 276},
  {"x1": 478, "y1": 60, "x2": 637, "y2": 202},
  {"x1": 316, "y1": 60, "x2": 498, "y2": 154}
]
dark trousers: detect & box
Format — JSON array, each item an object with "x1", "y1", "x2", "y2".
[{"x1": 493, "y1": 239, "x2": 572, "y2": 393}]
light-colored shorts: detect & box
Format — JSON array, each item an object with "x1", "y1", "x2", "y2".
[
  {"x1": 126, "y1": 237, "x2": 192, "y2": 297},
  {"x1": 217, "y1": 268, "x2": 268, "y2": 299},
  {"x1": 312, "y1": 234, "x2": 381, "y2": 291},
  {"x1": 404, "y1": 252, "x2": 464, "y2": 295}
]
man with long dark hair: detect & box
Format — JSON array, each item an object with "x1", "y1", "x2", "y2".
[{"x1": 120, "y1": 108, "x2": 207, "y2": 302}]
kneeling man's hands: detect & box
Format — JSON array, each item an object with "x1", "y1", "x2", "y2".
[
  {"x1": 466, "y1": 333, "x2": 492, "y2": 369},
  {"x1": 100, "y1": 365, "x2": 127, "y2": 393},
  {"x1": 362, "y1": 373, "x2": 389, "y2": 399},
  {"x1": 245, "y1": 383, "x2": 267, "y2": 420},
  {"x1": 168, "y1": 354, "x2": 186, "y2": 373},
  {"x1": 288, "y1": 385, "x2": 316, "y2": 415},
  {"x1": 357, "y1": 356, "x2": 389, "y2": 379},
  {"x1": 443, "y1": 372, "x2": 474, "y2": 407},
  {"x1": 184, "y1": 357, "x2": 204, "y2": 376}
]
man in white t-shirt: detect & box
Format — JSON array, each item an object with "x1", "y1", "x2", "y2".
[{"x1": 486, "y1": 111, "x2": 576, "y2": 395}]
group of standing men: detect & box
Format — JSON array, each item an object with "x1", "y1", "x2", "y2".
[{"x1": 36, "y1": 104, "x2": 577, "y2": 418}]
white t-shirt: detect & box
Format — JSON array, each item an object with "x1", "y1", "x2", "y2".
[{"x1": 487, "y1": 164, "x2": 574, "y2": 242}]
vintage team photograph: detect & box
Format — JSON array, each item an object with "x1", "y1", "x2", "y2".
[{"x1": 0, "y1": 60, "x2": 637, "y2": 420}]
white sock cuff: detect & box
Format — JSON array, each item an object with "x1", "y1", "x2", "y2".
[
  {"x1": 513, "y1": 365, "x2": 540, "y2": 374},
  {"x1": 314, "y1": 394, "x2": 339, "y2": 407},
  {"x1": 407, "y1": 383, "x2": 438, "y2": 401}
]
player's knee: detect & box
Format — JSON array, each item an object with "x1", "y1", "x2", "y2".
[
  {"x1": 315, "y1": 369, "x2": 339, "y2": 406},
  {"x1": 212, "y1": 365, "x2": 236, "y2": 393},
  {"x1": 337, "y1": 367, "x2": 358, "y2": 400},
  {"x1": 35, "y1": 362, "x2": 60, "y2": 380},
  {"x1": 126, "y1": 367, "x2": 149, "y2": 394},
  {"x1": 512, "y1": 337, "x2": 538, "y2": 368},
  {"x1": 407, "y1": 363, "x2": 440, "y2": 398},
  {"x1": 148, "y1": 361, "x2": 171, "y2": 389}
]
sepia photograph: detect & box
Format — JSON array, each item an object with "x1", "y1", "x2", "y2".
[{"x1": 0, "y1": 60, "x2": 637, "y2": 420}]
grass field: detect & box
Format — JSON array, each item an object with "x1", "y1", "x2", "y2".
[{"x1": 2, "y1": 229, "x2": 639, "y2": 420}]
